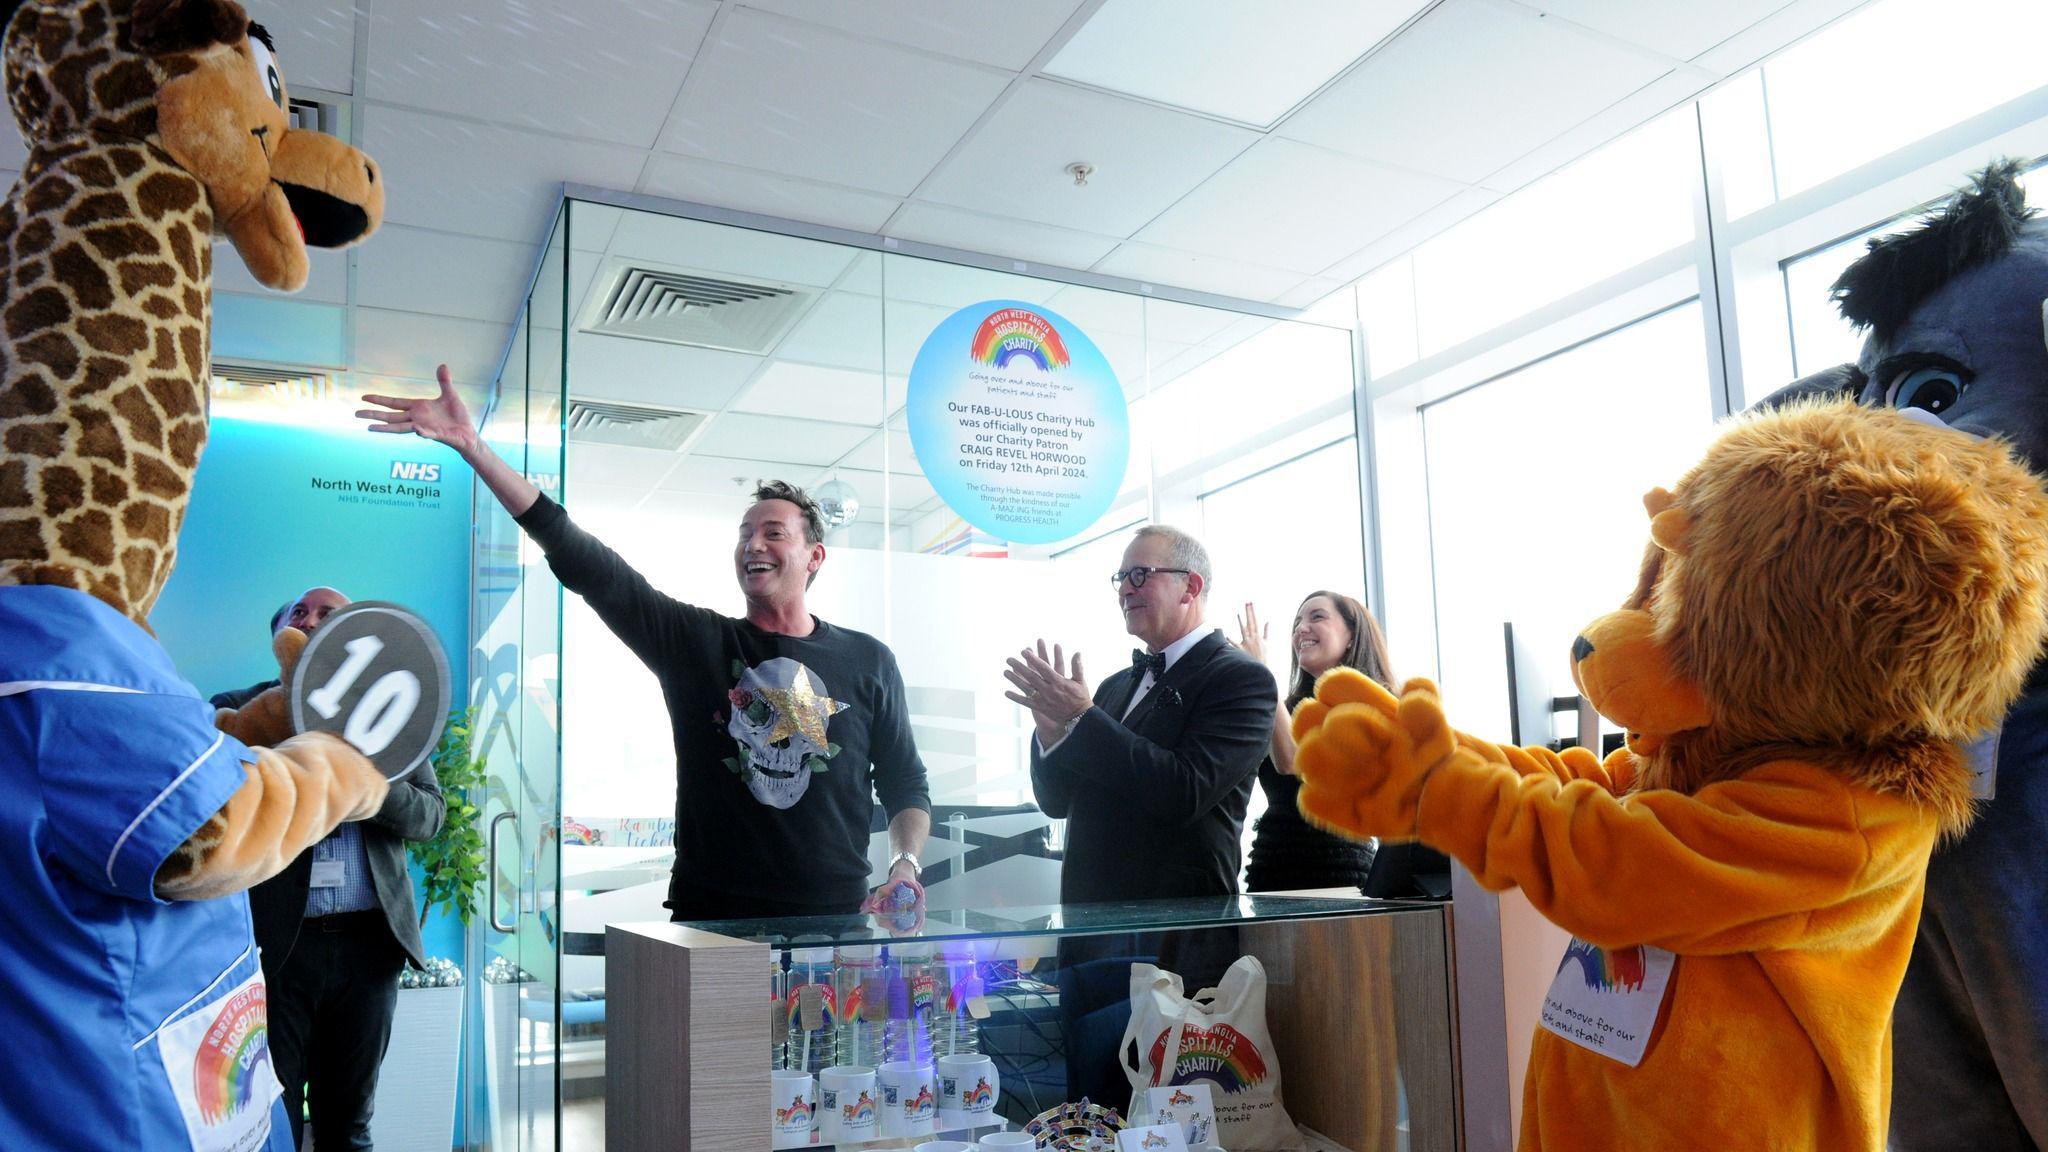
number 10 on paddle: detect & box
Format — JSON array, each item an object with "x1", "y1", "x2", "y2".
[{"x1": 290, "y1": 601, "x2": 451, "y2": 780}]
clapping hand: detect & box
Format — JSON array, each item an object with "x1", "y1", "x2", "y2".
[
  {"x1": 1233, "y1": 601, "x2": 1269, "y2": 665},
  {"x1": 1003, "y1": 640, "x2": 1091, "y2": 744},
  {"x1": 1293, "y1": 671, "x2": 1459, "y2": 842}
]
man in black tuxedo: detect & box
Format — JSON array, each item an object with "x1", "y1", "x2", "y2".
[
  {"x1": 1006, "y1": 524, "x2": 1275, "y2": 1103},
  {"x1": 1010, "y1": 524, "x2": 1276, "y2": 904},
  {"x1": 213, "y1": 587, "x2": 446, "y2": 1151}
]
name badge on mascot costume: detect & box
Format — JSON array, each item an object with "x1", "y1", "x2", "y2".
[
  {"x1": 0, "y1": 3, "x2": 397, "y2": 1151},
  {"x1": 1290, "y1": 398, "x2": 2048, "y2": 1152},
  {"x1": 1820, "y1": 159, "x2": 2048, "y2": 1152}
]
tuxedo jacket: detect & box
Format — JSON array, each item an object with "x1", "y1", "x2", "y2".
[
  {"x1": 248, "y1": 767, "x2": 445, "y2": 972},
  {"x1": 1031, "y1": 629, "x2": 1277, "y2": 905}
]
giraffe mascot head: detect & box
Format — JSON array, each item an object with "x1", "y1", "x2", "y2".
[{"x1": 0, "y1": 0, "x2": 382, "y2": 621}]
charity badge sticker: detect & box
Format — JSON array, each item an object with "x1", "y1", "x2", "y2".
[
  {"x1": 1539, "y1": 938, "x2": 1677, "y2": 1067},
  {"x1": 290, "y1": 600, "x2": 450, "y2": 780},
  {"x1": 907, "y1": 299, "x2": 1130, "y2": 545},
  {"x1": 156, "y1": 968, "x2": 283, "y2": 1152}
]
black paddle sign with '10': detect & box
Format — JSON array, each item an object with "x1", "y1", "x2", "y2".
[{"x1": 289, "y1": 601, "x2": 451, "y2": 781}]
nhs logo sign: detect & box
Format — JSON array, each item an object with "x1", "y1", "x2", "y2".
[{"x1": 390, "y1": 461, "x2": 441, "y2": 482}]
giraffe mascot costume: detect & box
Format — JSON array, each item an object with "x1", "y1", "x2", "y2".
[{"x1": 0, "y1": 2, "x2": 391, "y2": 1149}]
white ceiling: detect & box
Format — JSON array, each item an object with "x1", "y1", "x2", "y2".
[{"x1": 0, "y1": 0, "x2": 1870, "y2": 530}]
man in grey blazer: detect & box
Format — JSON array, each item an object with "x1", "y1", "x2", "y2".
[{"x1": 223, "y1": 587, "x2": 447, "y2": 1151}]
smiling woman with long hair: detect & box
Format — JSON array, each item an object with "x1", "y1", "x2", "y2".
[{"x1": 1235, "y1": 591, "x2": 1392, "y2": 892}]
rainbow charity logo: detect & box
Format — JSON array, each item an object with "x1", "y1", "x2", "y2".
[
  {"x1": 965, "y1": 1076, "x2": 995, "y2": 1108},
  {"x1": 969, "y1": 308, "x2": 1071, "y2": 372},
  {"x1": 1149, "y1": 1022, "x2": 1269, "y2": 1094},
  {"x1": 776, "y1": 1096, "x2": 812, "y2": 1126},
  {"x1": 844, "y1": 1090, "x2": 877, "y2": 1124},
  {"x1": 1561, "y1": 939, "x2": 1648, "y2": 993},
  {"x1": 192, "y1": 983, "x2": 273, "y2": 1125}
]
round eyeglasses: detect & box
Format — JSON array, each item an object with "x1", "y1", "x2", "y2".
[{"x1": 1109, "y1": 566, "x2": 1192, "y2": 589}]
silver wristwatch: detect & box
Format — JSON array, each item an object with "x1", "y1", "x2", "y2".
[{"x1": 888, "y1": 850, "x2": 921, "y2": 876}]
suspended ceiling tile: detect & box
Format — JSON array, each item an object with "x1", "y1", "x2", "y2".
[
  {"x1": 1528, "y1": 0, "x2": 1794, "y2": 62},
  {"x1": 840, "y1": 427, "x2": 919, "y2": 472},
  {"x1": 353, "y1": 307, "x2": 515, "y2": 384},
  {"x1": 919, "y1": 78, "x2": 1257, "y2": 235},
  {"x1": 696, "y1": 412, "x2": 876, "y2": 466},
  {"x1": 561, "y1": 480, "x2": 651, "y2": 516},
  {"x1": 1091, "y1": 242, "x2": 1305, "y2": 303},
  {"x1": 1476, "y1": 70, "x2": 1703, "y2": 193},
  {"x1": 741, "y1": 0, "x2": 1086, "y2": 70},
  {"x1": 1317, "y1": 186, "x2": 1502, "y2": 283},
  {"x1": 884, "y1": 203, "x2": 1122, "y2": 271},
  {"x1": 654, "y1": 451, "x2": 793, "y2": 497},
  {"x1": 366, "y1": 0, "x2": 716, "y2": 148},
  {"x1": 1044, "y1": 0, "x2": 1427, "y2": 127},
  {"x1": 731, "y1": 360, "x2": 907, "y2": 426},
  {"x1": 213, "y1": 241, "x2": 349, "y2": 305},
  {"x1": 638, "y1": 156, "x2": 904, "y2": 233},
  {"x1": 357, "y1": 226, "x2": 540, "y2": 324},
  {"x1": 247, "y1": 0, "x2": 357, "y2": 94},
  {"x1": 362, "y1": 105, "x2": 646, "y2": 243},
  {"x1": 1276, "y1": 277, "x2": 1348, "y2": 310},
  {"x1": 860, "y1": 250, "x2": 1065, "y2": 311},
  {"x1": 1134, "y1": 137, "x2": 1464, "y2": 274},
  {"x1": 1277, "y1": 0, "x2": 1670, "y2": 184},
  {"x1": 661, "y1": 7, "x2": 1010, "y2": 196},
  {"x1": 564, "y1": 200, "x2": 626, "y2": 253},
  {"x1": 567, "y1": 442, "x2": 685, "y2": 489},
  {"x1": 565, "y1": 332, "x2": 763, "y2": 411},
  {"x1": 1689, "y1": 0, "x2": 1867, "y2": 75},
  {"x1": 809, "y1": 466, "x2": 936, "y2": 519},
  {"x1": 769, "y1": 290, "x2": 951, "y2": 374}
]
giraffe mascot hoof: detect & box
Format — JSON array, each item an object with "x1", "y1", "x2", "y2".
[{"x1": 0, "y1": 3, "x2": 386, "y2": 1149}]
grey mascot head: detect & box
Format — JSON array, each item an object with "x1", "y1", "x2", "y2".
[{"x1": 1827, "y1": 159, "x2": 2048, "y2": 471}]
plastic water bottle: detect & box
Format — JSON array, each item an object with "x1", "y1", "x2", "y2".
[
  {"x1": 833, "y1": 944, "x2": 885, "y2": 1068},
  {"x1": 886, "y1": 943, "x2": 936, "y2": 1064},
  {"x1": 770, "y1": 948, "x2": 788, "y2": 1069},
  {"x1": 934, "y1": 941, "x2": 982, "y2": 1056},
  {"x1": 785, "y1": 946, "x2": 836, "y2": 1074}
]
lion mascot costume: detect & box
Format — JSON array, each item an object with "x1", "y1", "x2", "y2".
[
  {"x1": 1293, "y1": 399, "x2": 2048, "y2": 1151},
  {"x1": 0, "y1": 2, "x2": 388, "y2": 1149}
]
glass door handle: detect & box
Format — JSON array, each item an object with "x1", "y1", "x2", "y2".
[{"x1": 488, "y1": 810, "x2": 519, "y2": 934}]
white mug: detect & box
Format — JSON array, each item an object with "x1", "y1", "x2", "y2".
[
  {"x1": 818, "y1": 1064, "x2": 878, "y2": 1145},
  {"x1": 914, "y1": 1143, "x2": 974, "y2": 1152},
  {"x1": 979, "y1": 1133, "x2": 1037, "y2": 1149},
  {"x1": 937, "y1": 1052, "x2": 999, "y2": 1124},
  {"x1": 878, "y1": 1059, "x2": 937, "y2": 1138},
  {"x1": 769, "y1": 1069, "x2": 815, "y2": 1150}
]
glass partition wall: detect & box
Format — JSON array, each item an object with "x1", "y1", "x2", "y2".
[{"x1": 490, "y1": 193, "x2": 1359, "y2": 1144}]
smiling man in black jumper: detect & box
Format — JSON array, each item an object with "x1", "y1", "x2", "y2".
[{"x1": 360, "y1": 366, "x2": 931, "y2": 922}]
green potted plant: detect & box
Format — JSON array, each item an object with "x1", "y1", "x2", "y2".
[{"x1": 371, "y1": 708, "x2": 486, "y2": 1152}]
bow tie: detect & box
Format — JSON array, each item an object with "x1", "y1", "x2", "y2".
[{"x1": 1131, "y1": 649, "x2": 1167, "y2": 678}]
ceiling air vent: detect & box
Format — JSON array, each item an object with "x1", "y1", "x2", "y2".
[
  {"x1": 578, "y1": 258, "x2": 811, "y2": 354},
  {"x1": 210, "y1": 361, "x2": 341, "y2": 401},
  {"x1": 565, "y1": 398, "x2": 708, "y2": 451}
]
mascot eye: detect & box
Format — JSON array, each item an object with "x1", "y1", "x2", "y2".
[
  {"x1": 249, "y1": 37, "x2": 283, "y2": 109},
  {"x1": 1885, "y1": 365, "x2": 1968, "y2": 416}
]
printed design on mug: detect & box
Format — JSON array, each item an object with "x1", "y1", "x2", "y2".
[
  {"x1": 964, "y1": 1076, "x2": 995, "y2": 1109},
  {"x1": 1149, "y1": 1023, "x2": 1268, "y2": 1094},
  {"x1": 776, "y1": 1096, "x2": 812, "y2": 1127},
  {"x1": 192, "y1": 981, "x2": 274, "y2": 1125},
  {"x1": 721, "y1": 657, "x2": 847, "y2": 809},
  {"x1": 908, "y1": 1084, "x2": 936, "y2": 1119},
  {"x1": 844, "y1": 1090, "x2": 877, "y2": 1125},
  {"x1": 971, "y1": 308, "x2": 1071, "y2": 372},
  {"x1": 1561, "y1": 939, "x2": 1648, "y2": 993}
]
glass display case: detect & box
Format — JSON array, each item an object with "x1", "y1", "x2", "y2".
[{"x1": 607, "y1": 893, "x2": 1455, "y2": 1152}]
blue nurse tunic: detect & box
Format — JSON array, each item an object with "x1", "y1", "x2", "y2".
[{"x1": 0, "y1": 585, "x2": 293, "y2": 1152}]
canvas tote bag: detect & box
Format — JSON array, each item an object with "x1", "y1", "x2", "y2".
[{"x1": 1119, "y1": 955, "x2": 1305, "y2": 1151}]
